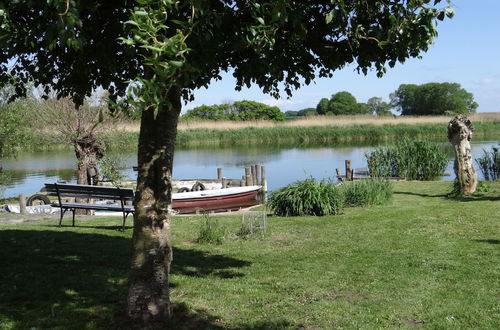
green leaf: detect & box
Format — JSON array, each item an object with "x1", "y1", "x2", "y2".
[
  {"x1": 169, "y1": 60, "x2": 184, "y2": 68},
  {"x1": 256, "y1": 17, "x2": 265, "y2": 25},
  {"x1": 326, "y1": 11, "x2": 334, "y2": 24},
  {"x1": 134, "y1": 10, "x2": 148, "y2": 17}
]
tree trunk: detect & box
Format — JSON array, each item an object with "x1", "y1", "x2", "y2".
[
  {"x1": 127, "y1": 88, "x2": 181, "y2": 323},
  {"x1": 74, "y1": 135, "x2": 104, "y2": 214},
  {"x1": 448, "y1": 115, "x2": 477, "y2": 195}
]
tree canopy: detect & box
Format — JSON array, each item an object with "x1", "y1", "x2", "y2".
[
  {"x1": 316, "y1": 91, "x2": 371, "y2": 115},
  {"x1": 390, "y1": 82, "x2": 477, "y2": 115},
  {"x1": 0, "y1": 0, "x2": 454, "y2": 324},
  {"x1": 184, "y1": 100, "x2": 285, "y2": 121}
]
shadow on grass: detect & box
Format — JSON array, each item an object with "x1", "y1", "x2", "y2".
[
  {"x1": 472, "y1": 239, "x2": 500, "y2": 245},
  {"x1": 394, "y1": 191, "x2": 447, "y2": 198},
  {"x1": 0, "y1": 229, "x2": 251, "y2": 329}
]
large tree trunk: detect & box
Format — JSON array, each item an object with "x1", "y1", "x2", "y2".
[
  {"x1": 448, "y1": 115, "x2": 477, "y2": 195},
  {"x1": 127, "y1": 88, "x2": 181, "y2": 323}
]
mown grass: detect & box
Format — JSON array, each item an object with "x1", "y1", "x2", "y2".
[{"x1": 0, "y1": 181, "x2": 499, "y2": 329}]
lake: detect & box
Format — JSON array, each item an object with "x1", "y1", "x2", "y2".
[{"x1": 1, "y1": 140, "x2": 498, "y2": 198}]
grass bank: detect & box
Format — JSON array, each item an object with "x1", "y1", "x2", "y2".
[{"x1": 1, "y1": 181, "x2": 499, "y2": 328}]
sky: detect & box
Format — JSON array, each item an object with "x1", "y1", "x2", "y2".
[{"x1": 183, "y1": 0, "x2": 500, "y2": 113}]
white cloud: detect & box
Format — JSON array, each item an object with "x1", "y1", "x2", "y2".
[{"x1": 259, "y1": 98, "x2": 305, "y2": 108}]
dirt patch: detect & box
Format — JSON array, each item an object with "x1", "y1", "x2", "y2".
[
  {"x1": 404, "y1": 318, "x2": 425, "y2": 327},
  {"x1": 270, "y1": 235, "x2": 287, "y2": 241},
  {"x1": 326, "y1": 291, "x2": 368, "y2": 304}
]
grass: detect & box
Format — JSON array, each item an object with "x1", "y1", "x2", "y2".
[
  {"x1": 0, "y1": 181, "x2": 499, "y2": 328},
  {"x1": 21, "y1": 113, "x2": 500, "y2": 151}
]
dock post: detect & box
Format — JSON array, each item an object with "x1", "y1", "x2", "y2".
[
  {"x1": 345, "y1": 160, "x2": 352, "y2": 181},
  {"x1": 336, "y1": 168, "x2": 342, "y2": 181},
  {"x1": 255, "y1": 165, "x2": 261, "y2": 187},
  {"x1": 221, "y1": 177, "x2": 227, "y2": 189},
  {"x1": 251, "y1": 165, "x2": 256, "y2": 185},
  {"x1": 245, "y1": 167, "x2": 252, "y2": 186},
  {"x1": 19, "y1": 194, "x2": 27, "y2": 214},
  {"x1": 217, "y1": 167, "x2": 223, "y2": 180},
  {"x1": 261, "y1": 166, "x2": 267, "y2": 203}
]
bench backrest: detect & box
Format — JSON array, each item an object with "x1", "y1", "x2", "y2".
[{"x1": 45, "y1": 183, "x2": 135, "y2": 201}]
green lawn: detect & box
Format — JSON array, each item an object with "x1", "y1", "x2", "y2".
[{"x1": 0, "y1": 181, "x2": 499, "y2": 329}]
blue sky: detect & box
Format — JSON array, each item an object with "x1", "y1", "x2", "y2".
[{"x1": 184, "y1": 0, "x2": 500, "y2": 113}]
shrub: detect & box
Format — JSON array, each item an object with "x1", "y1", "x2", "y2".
[
  {"x1": 268, "y1": 178, "x2": 344, "y2": 216},
  {"x1": 341, "y1": 178, "x2": 392, "y2": 207},
  {"x1": 367, "y1": 138, "x2": 448, "y2": 180},
  {"x1": 475, "y1": 145, "x2": 500, "y2": 181},
  {"x1": 196, "y1": 214, "x2": 228, "y2": 244}
]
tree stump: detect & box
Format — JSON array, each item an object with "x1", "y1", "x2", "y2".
[{"x1": 448, "y1": 115, "x2": 477, "y2": 195}]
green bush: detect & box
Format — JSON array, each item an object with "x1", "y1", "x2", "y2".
[
  {"x1": 341, "y1": 178, "x2": 392, "y2": 207},
  {"x1": 475, "y1": 145, "x2": 500, "y2": 181},
  {"x1": 196, "y1": 214, "x2": 228, "y2": 244},
  {"x1": 367, "y1": 139, "x2": 448, "y2": 180},
  {"x1": 268, "y1": 178, "x2": 344, "y2": 216}
]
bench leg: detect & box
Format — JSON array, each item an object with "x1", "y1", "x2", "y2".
[
  {"x1": 59, "y1": 209, "x2": 66, "y2": 227},
  {"x1": 72, "y1": 209, "x2": 76, "y2": 227},
  {"x1": 121, "y1": 212, "x2": 129, "y2": 231}
]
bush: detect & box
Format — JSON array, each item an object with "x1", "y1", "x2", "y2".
[
  {"x1": 268, "y1": 178, "x2": 344, "y2": 216},
  {"x1": 196, "y1": 214, "x2": 228, "y2": 244},
  {"x1": 367, "y1": 139, "x2": 448, "y2": 180},
  {"x1": 475, "y1": 145, "x2": 500, "y2": 181},
  {"x1": 341, "y1": 178, "x2": 392, "y2": 207}
]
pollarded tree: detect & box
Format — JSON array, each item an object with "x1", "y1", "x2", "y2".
[{"x1": 0, "y1": 0, "x2": 454, "y2": 324}]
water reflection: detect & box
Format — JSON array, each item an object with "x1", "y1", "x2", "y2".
[{"x1": 1, "y1": 140, "x2": 498, "y2": 198}]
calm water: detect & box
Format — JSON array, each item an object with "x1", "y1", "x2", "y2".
[{"x1": 1, "y1": 140, "x2": 498, "y2": 198}]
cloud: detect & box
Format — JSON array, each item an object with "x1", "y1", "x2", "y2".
[{"x1": 259, "y1": 98, "x2": 305, "y2": 108}]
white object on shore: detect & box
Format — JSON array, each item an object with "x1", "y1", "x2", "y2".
[{"x1": 1, "y1": 204, "x2": 60, "y2": 214}]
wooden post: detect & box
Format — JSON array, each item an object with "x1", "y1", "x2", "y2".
[
  {"x1": 19, "y1": 194, "x2": 27, "y2": 214},
  {"x1": 255, "y1": 165, "x2": 261, "y2": 187},
  {"x1": 245, "y1": 167, "x2": 252, "y2": 186},
  {"x1": 221, "y1": 177, "x2": 226, "y2": 189},
  {"x1": 336, "y1": 168, "x2": 342, "y2": 181},
  {"x1": 345, "y1": 160, "x2": 352, "y2": 181},
  {"x1": 250, "y1": 165, "x2": 256, "y2": 185},
  {"x1": 261, "y1": 166, "x2": 267, "y2": 203},
  {"x1": 240, "y1": 179, "x2": 245, "y2": 187},
  {"x1": 217, "y1": 168, "x2": 223, "y2": 180}
]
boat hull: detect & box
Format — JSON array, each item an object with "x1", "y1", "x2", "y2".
[{"x1": 172, "y1": 186, "x2": 262, "y2": 214}]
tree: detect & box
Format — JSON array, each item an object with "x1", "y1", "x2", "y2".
[
  {"x1": 184, "y1": 100, "x2": 285, "y2": 121},
  {"x1": 391, "y1": 82, "x2": 477, "y2": 115},
  {"x1": 316, "y1": 91, "x2": 370, "y2": 115},
  {"x1": 33, "y1": 97, "x2": 111, "y2": 186},
  {"x1": 0, "y1": 0, "x2": 453, "y2": 324},
  {"x1": 367, "y1": 97, "x2": 393, "y2": 116}
]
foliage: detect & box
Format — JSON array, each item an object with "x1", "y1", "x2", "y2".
[
  {"x1": 184, "y1": 101, "x2": 285, "y2": 121},
  {"x1": 268, "y1": 178, "x2": 344, "y2": 216},
  {"x1": 390, "y1": 82, "x2": 478, "y2": 116},
  {"x1": 475, "y1": 145, "x2": 500, "y2": 181},
  {"x1": 341, "y1": 178, "x2": 393, "y2": 207},
  {"x1": 367, "y1": 97, "x2": 393, "y2": 116},
  {"x1": 99, "y1": 156, "x2": 125, "y2": 186},
  {"x1": 367, "y1": 139, "x2": 448, "y2": 180},
  {"x1": 196, "y1": 214, "x2": 228, "y2": 245},
  {"x1": 0, "y1": 97, "x2": 34, "y2": 159},
  {"x1": 284, "y1": 108, "x2": 316, "y2": 119},
  {"x1": 315, "y1": 91, "x2": 371, "y2": 116}
]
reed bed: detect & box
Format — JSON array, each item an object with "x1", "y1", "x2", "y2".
[{"x1": 116, "y1": 112, "x2": 500, "y2": 132}]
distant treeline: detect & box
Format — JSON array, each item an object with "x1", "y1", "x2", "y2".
[{"x1": 183, "y1": 82, "x2": 478, "y2": 121}]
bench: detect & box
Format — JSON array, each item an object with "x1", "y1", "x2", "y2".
[{"x1": 45, "y1": 183, "x2": 135, "y2": 230}]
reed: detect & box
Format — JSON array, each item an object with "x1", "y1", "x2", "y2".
[
  {"x1": 475, "y1": 144, "x2": 500, "y2": 181},
  {"x1": 268, "y1": 178, "x2": 344, "y2": 216},
  {"x1": 341, "y1": 178, "x2": 393, "y2": 207},
  {"x1": 367, "y1": 139, "x2": 449, "y2": 181}
]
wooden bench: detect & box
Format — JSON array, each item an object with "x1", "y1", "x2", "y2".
[{"x1": 45, "y1": 183, "x2": 135, "y2": 230}]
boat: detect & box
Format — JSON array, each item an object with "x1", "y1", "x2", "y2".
[{"x1": 172, "y1": 185, "x2": 262, "y2": 214}]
